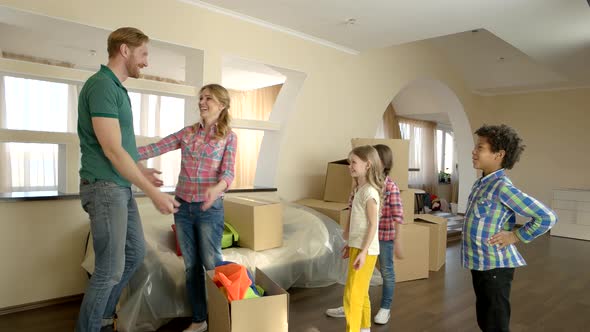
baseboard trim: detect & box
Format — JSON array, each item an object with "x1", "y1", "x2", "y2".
[{"x1": 0, "y1": 294, "x2": 83, "y2": 316}]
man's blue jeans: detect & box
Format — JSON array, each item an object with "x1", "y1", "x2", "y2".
[
  {"x1": 379, "y1": 240, "x2": 396, "y2": 309},
  {"x1": 174, "y1": 197, "x2": 224, "y2": 323},
  {"x1": 76, "y1": 181, "x2": 146, "y2": 332}
]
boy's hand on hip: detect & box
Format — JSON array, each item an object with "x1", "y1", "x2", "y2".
[{"x1": 489, "y1": 231, "x2": 519, "y2": 249}]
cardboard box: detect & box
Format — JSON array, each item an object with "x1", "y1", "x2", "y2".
[
  {"x1": 394, "y1": 223, "x2": 430, "y2": 282},
  {"x1": 206, "y1": 268, "x2": 289, "y2": 332},
  {"x1": 296, "y1": 198, "x2": 350, "y2": 226},
  {"x1": 323, "y1": 159, "x2": 352, "y2": 203},
  {"x1": 351, "y1": 138, "x2": 410, "y2": 190},
  {"x1": 414, "y1": 214, "x2": 448, "y2": 271},
  {"x1": 223, "y1": 197, "x2": 283, "y2": 251},
  {"x1": 400, "y1": 189, "x2": 416, "y2": 224}
]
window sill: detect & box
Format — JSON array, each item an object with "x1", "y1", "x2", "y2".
[{"x1": 0, "y1": 187, "x2": 278, "y2": 202}]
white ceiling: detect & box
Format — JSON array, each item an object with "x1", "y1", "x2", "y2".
[
  {"x1": 186, "y1": 0, "x2": 590, "y2": 93},
  {"x1": 1, "y1": 2, "x2": 589, "y2": 94}
]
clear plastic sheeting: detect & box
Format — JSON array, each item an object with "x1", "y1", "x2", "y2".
[{"x1": 81, "y1": 200, "x2": 364, "y2": 332}]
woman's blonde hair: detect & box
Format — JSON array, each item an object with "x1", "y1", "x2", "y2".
[
  {"x1": 197, "y1": 83, "x2": 232, "y2": 139},
  {"x1": 350, "y1": 145, "x2": 385, "y2": 204}
]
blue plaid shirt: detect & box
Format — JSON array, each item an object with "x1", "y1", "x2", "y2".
[{"x1": 462, "y1": 169, "x2": 557, "y2": 270}]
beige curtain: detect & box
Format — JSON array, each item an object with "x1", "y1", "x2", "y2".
[
  {"x1": 382, "y1": 103, "x2": 402, "y2": 139},
  {"x1": 398, "y1": 116, "x2": 437, "y2": 194},
  {"x1": 228, "y1": 84, "x2": 281, "y2": 188}
]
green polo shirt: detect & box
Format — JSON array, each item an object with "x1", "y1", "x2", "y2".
[{"x1": 78, "y1": 65, "x2": 138, "y2": 187}]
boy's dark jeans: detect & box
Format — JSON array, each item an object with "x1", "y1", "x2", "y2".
[{"x1": 471, "y1": 268, "x2": 515, "y2": 332}]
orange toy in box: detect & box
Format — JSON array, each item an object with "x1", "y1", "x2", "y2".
[{"x1": 213, "y1": 263, "x2": 252, "y2": 302}]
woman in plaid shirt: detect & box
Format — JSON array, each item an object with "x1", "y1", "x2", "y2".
[
  {"x1": 326, "y1": 144, "x2": 405, "y2": 326},
  {"x1": 138, "y1": 84, "x2": 237, "y2": 332}
]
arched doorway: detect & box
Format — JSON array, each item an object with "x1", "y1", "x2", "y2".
[{"x1": 388, "y1": 79, "x2": 476, "y2": 213}]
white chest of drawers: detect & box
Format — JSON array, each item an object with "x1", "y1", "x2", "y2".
[{"x1": 551, "y1": 189, "x2": 590, "y2": 240}]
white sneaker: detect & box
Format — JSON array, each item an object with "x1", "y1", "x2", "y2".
[
  {"x1": 360, "y1": 328, "x2": 371, "y2": 332},
  {"x1": 325, "y1": 306, "x2": 345, "y2": 318},
  {"x1": 374, "y1": 308, "x2": 390, "y2": 324},
  {"x1": 183, "y1": 321, "x2": 208, "y2": 332}
]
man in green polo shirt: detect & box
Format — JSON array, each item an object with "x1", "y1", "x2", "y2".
[{"x1": 76, "y1": 27, "x2": 179, "y2": 332}]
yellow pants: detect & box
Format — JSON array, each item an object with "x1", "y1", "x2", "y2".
[{"x1": 343, "y1": 247, "x2": 378, "y2": 332}]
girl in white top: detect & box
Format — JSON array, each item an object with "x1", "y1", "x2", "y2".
[{"x1": 342, "y1": 145, "x2": 384, "y2": 332}]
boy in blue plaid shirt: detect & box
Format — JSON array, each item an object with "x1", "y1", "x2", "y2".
[{"x1": 463, "y1": 124, "x2": 557, "y2": 331}]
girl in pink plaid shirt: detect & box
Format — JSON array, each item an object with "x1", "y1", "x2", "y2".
[{"x1": 138, "y1": 84, "x2": 237, "y2": 332}]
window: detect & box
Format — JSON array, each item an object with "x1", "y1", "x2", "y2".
[
  {"x1": 1, "y1": 142, "x2": 58, "y2": 191},
  {"x1": 227, "y1": 84, "x2": 281, "y2": 188},
  {"x1": 397, "y1": 117, "x2": 436, "y2": 189},
  {"x1": 0, "y1": 74, "x2": 186, "y2": 192},
  {"x1": 128, "y1": 91, "x2": 185, "y2": 188},
  {"x1": 3, "y1": 76, "x2": 72, "y2": 132},
  {"x1": 436, "y1": 128, "x2": 454, "y2": 183},
  {"x1": 1, "y1": 76, "x2": 74, "y2": 192}
]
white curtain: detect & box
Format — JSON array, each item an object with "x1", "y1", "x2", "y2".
[
  {"x1": 130, "y1": 92, "x2": 183, "y2": 188},
  {"x1": 0, "y1": 76, "x2": 10, "y2": 192},
  {"x1": 398, "y1": 117, "x2": 437, "y2": 194},
  {"x1": 0, "y1": 75, "x2": 74, "y2": 192}
]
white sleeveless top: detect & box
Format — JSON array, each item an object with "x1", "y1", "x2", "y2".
[{"x1": 348, "y1": 183, "x2": 380, "y2": 255}]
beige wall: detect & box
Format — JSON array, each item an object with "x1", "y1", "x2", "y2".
[
  {"x1": 0, "y1": 199, "x2": 90, "y2": 308},
  {"x1": 3, "y1": 0, "x2": 582, "y2": 309},
  {"x1": 476, "y1": 88, "x2": 590, "y2": 206}
]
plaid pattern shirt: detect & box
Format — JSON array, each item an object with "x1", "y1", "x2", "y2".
[
  {"x1": 462, "y1": 169, "x2": 557, "y2": 271},
  {"x1": 137, "y1": 123, "x2": 237, "y2": 203},
  {"x1": 348, "y1": 176, "x2": 404, "y2": 241}
]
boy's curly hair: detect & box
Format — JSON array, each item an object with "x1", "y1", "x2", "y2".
[{"x1": 475, "y1": 124, "x2": 526, "y2": 169}]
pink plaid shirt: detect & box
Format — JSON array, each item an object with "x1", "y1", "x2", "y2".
[
  {"x1": 137, "y1": 123, "x2": 237, "y2": 203},
  {"x1": 348, "y1": 176, "x2": 404, "y2": 241}
]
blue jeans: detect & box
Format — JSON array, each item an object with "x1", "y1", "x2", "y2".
[
  {"x1": 174, "y1": 197, "x2": 224, "y2": 323},
  {"x1": 379, "y1": 240, "x2": 396, "y2": 309},
  {"x1": 76, "y1": 181, "x2": 146, "y2": 332}
]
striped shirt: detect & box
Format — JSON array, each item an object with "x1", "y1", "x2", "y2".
[
  {"x1": 137, "y1": 123, "x2": 237, "y2": 203},
  {"x1": 462, "y1": 169, "x2": 557, "y2": 270},
  {"x1": 348, "y1": 176, "x2": 404, "y2": 241}
]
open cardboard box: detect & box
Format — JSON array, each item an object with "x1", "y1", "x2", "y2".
[
  {"x1": 206, "y1": 268, "x2": 289, "y2": 332},
  {"x1": 414, "y1": 214, "x2": 448, "y2": 271}
]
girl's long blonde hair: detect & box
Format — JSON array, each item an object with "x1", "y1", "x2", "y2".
[
  {"x1": 350, "y1": 145, "x2": 385, "y2": 204},
  {"x1": 195, "y1": 83, "x2": 232, "y2": 140}
]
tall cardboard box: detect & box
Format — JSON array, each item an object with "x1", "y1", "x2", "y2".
[
  {"x1": 400, "y1": 189, "x2": 416, "y2": 224},
  {"x1": 296, "y1": 198, "x2": 350, "y2": 226},
  {"x1": 394, "y1": 223, "x2": 430, "y2": 282},
  {"x1": 351, "y1": 138, "x2": 410, "y2": 190},
  {"x1": 206, "y1": 268, "x2": 289, "y2": 332},
  {"x1": 414, "y1": 214, "x2": 448, "y2": 271},
  {"x1": 323, "y1": 159, "x2": 352, "y2": 203},
  {"x1": 223, "y1": 197, "x2": 283, "y2": 251}
]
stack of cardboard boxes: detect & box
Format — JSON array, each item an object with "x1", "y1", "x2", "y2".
[{"x1": 298, "y1": 138, "x2": 449, "y2": 282}]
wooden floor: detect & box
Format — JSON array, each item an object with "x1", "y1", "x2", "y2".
[{"x1": 1, "y1": 234, "x2": 589, "y2": 332}]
